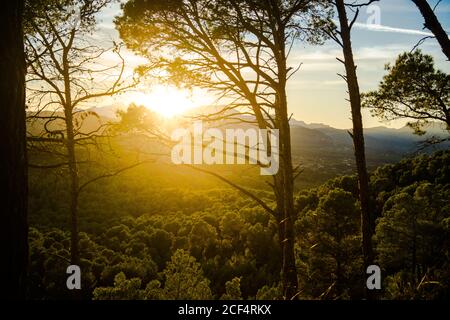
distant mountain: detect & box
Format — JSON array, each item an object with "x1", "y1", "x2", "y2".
[
  {"x1": 86, "y1": 105, "x2": 124, "y2": 120},
  {"x1": 289, "y1": 119, "x2": 331, "y2": 129},
  {"x1": 26, "y1": 104, "x2": 449, "y2": 189},
  {"x1": 86, "y1": 103, "x2": 449, "y2": 153},
  {"x1": 287, "y1": 119, "x2": 449, "y2": 181},
  {"x1": 31, "y1": 104, "x2": 447, "y2": 178}
]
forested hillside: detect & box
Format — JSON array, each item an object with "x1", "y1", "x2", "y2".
[{"x1": 28, "y1": 150, "x2": 450, "y2": 300}]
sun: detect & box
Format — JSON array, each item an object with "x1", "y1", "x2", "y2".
[{"x1": 123, "y1": 86, "x2": 212, "y2": 118}]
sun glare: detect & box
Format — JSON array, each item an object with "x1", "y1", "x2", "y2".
[{"x1": 124, "y1": 86, "x2": 212, "y2": 118}]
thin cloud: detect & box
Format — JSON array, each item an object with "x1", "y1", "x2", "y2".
[{"x1": 352, "y1": 22, "x2": 435, "y2": 36}]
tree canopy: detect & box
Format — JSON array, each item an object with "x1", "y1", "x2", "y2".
[{"x1": 362, "y1": 50, "x2": 450, "y2": 135}]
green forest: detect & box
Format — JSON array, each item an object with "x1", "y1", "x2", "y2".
[
  {"x1": 27, "y1": 150, "x2": 450, "y2": 300},
  {"x1": 1, "y1": 0, "x2": 449, "y2": 302}
]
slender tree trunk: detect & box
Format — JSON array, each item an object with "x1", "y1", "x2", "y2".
[
  {"x1": 252, "y1": 87, "x2": 298, "y2": 299},
  {"x1": 63, "y1": 51, "x2": 80, "y2": 266},
  {"x1": 273, "y1": 32, "x2": 298, "y2": 298},
  {"x1": 65, "y1": 112, "x2": 80, "y2": 266},
  {"x1": 335, "y1": 0, "x2": 375, "y2": 299},
  {"x1": 412, "y1": 0, "x2": 450, "y2": 60},
  {"x1": 0, "y1": 0, "x2": 28, "y2": 299},
  {"x1": 258, "y1": 95, "x2": 298, "y2": 299},
  {"x1": 278, "y1": 100, "x2": 298, "y2": 300},
  {"x1": 274, "y1": 167, "x2": 298, "y2": 299}
]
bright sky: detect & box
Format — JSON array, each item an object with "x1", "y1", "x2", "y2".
[{"x1": 95, "y1": 0, "x2": 450, "y2": 129}]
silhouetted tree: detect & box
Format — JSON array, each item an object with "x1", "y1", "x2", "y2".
[
  {"x1": 25, "y1": 0, "x2": 139, "y2": 266},
  {"x1": 116, "y1": 0, "x2": 332, "y2": 299},
  {"x1": 325, "y1": 0, "x2": 377, "y2": 299},
  {"x1": 363, "y1": 50, "x2": 450, "y2": 135}
]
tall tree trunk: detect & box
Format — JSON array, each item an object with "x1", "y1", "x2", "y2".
[
  {"x1": 65, "y1": 112, "x2": 80, "y2": 266},
  {"x1": 0, "y1": 0, "x2": 28, "y2": 299},
  {"x1": 335, "y1": 0, "x2": 375, "y2": 299},
  {"x1": 279, "y1": 99, "x2": 298, "y2": 300},
  {"x1": 412, "y1": 0, "x2": 450, "y2": 60},
  {"x1": 249, "y1": 92, "x2": 297, "y2": 299},
  {"x1": 273, "y1": 32, "x2": 298, "y2": 298},
  {"x1": 63, "y1": 51, "x2": 80, "y2": 266}
]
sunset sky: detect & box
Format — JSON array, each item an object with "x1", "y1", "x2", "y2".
[{"x1": 95, "y1": 0, "x2": 450, "y2": 129}]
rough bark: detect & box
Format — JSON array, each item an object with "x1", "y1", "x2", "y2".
[
  {"x1": 335, "y1": 0, "x2": 375, "y2": 299},
  {"x1": 412, "y1": 0, "x2": 450, "y2": 60},
  {"x1": 0, "y1": 0, "x2": 29, "y2": 299}
]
